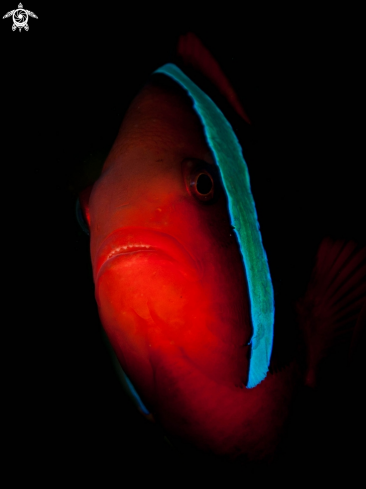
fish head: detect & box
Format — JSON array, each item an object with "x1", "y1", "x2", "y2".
[{"x1": 84, "y1": 74, "x2": 253, "y2": 414}]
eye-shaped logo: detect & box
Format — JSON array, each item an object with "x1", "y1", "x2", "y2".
[{"x1": 3, "y1": 3, "x2": 38, "y2": 31}]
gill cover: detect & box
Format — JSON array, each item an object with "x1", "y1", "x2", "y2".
[{"x1": 154, "y1": 63, "x2": 274, "y2": 388}]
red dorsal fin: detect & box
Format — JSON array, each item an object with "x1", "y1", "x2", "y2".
[
  {"x1": 177, "y1": 32, "x2": 251, "y2": 124},
  {"x1": 296, "y1": 238, "x2": 366, "y2": 388}
]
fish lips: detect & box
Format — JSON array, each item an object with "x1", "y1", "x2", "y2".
[{"x1": 94, "y1": 227, "x2": 202, "y2": 285}]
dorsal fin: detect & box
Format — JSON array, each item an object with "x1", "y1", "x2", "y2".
[
  {"x1": 177, "y1": 32, "x2": 251, "y2": 124},
  {"x1": 296, "y1": 238, "x2": 366, "y2": 388}
]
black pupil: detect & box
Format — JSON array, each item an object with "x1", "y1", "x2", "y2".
[{"x1": 196, "y1": 173, "x2": 213, "y2": 194}]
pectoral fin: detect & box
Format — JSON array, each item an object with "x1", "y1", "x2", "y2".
[{"x1": 296, "y1": 238, "x2": 366, "y2": 388}]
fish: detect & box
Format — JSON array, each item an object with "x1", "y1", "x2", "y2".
[{"x1": 77, "y1": 32, "x2": 366, "y2": 462}]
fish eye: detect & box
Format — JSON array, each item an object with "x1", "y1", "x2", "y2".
[
  {"x1": 196, "y1": 173, "x2": 213, "y2": 195},
  {"x1": 191, "y1": 170, "x2": 215, "y2": 201},
  {"x1": 182, "y1": 158, "x2": 218, "y2": 203}
]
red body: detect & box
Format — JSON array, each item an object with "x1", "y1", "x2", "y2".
[
  {"x1": 79, "y1": 32, "x2": 365, "y2": 462},
  {"x1": 84, "y1": 74, "x2": 301, "y2": 460}
]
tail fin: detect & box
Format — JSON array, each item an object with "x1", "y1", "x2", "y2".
[{"x1": 296, "y1": 238, "x2": 366, "y2": 388}]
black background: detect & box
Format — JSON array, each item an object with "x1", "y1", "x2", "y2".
[{"x1": 2, "y1": 4, "x2": 364, "y2": 484}]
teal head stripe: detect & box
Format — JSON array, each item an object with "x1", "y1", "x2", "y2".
[{"x1": 154, "y1": 63, "x2": 274, "y2": 388}]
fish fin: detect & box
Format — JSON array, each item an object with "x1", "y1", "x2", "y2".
[
  {"x1": 68, "y1": 149, "x2": 109, "y2": 196},
  {"x1": 77, "y1": 184, "x2": 93, "y2": 231},
  {"x1": 296, "y1": 238, "x2": 366, "y2": 388},
  {"x1": 176, "y1": 32, "x2": 251, "y2": 124},
  {"x1": 100, "y1": 326, "x2": 154, "y2": 421}
]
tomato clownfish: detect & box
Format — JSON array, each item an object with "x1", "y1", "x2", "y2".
[{"x1": 76, "y1": 32, "x2": 366, "y2": 461}]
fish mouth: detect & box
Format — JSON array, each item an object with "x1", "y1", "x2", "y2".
[{"x1": 94, "y1": 227, "x2": 202, "y2": 283}]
